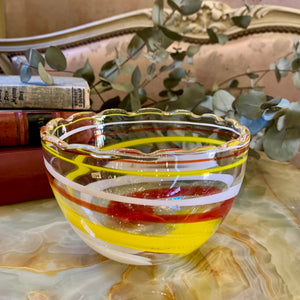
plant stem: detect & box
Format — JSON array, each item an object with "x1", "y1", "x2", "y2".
[
  {"x1": 217, "y1": 69, "x2": 270, "y2": 87},
  {"x1": 91, "y1": 8, "x2": 176, "y2": 92},
  {"x1": 91, "y1": 86, "x2": 105, "y2": 105},
  {"x1": 254, "y1": 70, "x2": 269, "y2": 86},
  {"x1": 218, "y1": 68, "x2": 292, "y2": 87}
]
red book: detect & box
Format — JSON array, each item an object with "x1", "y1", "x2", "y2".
[
  {"x1": 0, "y1": 146, "x2": 53, "y2": 205},
  {"x1": 0, "y1": 110, "x2": 76, "y2": 147}
]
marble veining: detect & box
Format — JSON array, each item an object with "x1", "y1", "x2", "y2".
[{"x1": 0, "y1": 153, "x2": 299, "y2": 300}]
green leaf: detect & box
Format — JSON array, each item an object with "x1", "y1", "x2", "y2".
[
  {"x1": 73, "y1": 59, "x2": 95, "y2": 86},
  {"x1": 231, "y1": 15, "x2": 251, "y2": 29},
  {"x1": 291, "y1": 55, "x2": 300, "y2": 72},
  {"x1": 120, "y1": 88, "x2": 147, "y2": 110},
  {"x1": 92, "y1": 83, "x2": 112, "y2": 94},
  {"x1": 118, "y1": 93, "x2": 131, "y2": 110},
  {"x1": 153, "y1": 48, "x2": 169, "y2": 63},
  {"x1": 169, "y1": 68, "x2": 186, "y2": 80},
  {"x1": 263, "y1": 123, "x2": 300, "y2": 161},
  {"x1": 137, "y1": 27, "x2": 173, "y2": 52},
  {"x1": 179, "y1": 83, "x2": 206, "y2": 105},
  {"x1": 187, "y1": 44, "x2": 200, "y2": 57},
  {"x1": 156, "y1": 83, "x2": 205, "y2": 111},
  {"x1": 25, "y1": 49, "x2": 45, "y2": 68},
  {"x1": 119, "y1": 63, "x2": 136, "y2": 75},
  {"x1": 137, "y1": 87, "x2": 147, "y2": 104},
  {"x1": 111, "y1": 82, "x2": 134, "y2": 93},
  {"x1": 293, "y1": 38, "x2": 300, "y2": 55},
  {"x1": 207, "y1": 29, "x2": 228, "y2": 45},
  {"x1": 167, "y1": 0, "x2": 202, "y2": 16},
  {"x1": 99, "y1": 60, "x2": 119, "y2": 82},
  {"x1": 130, "y1": 89, "x2": 142, "y2": 111},
  {"x1": 276, "y1": 57, "x2": 291, "y2": 77},
  {"x1": 275, "y1": 66, "x2": 281, "y2": 82},
  {"x1": 260, "y1": 97, "x2": 282, "y2": 109},
  {"x1": 164, "y1": 77, "x2": 180, "y2": 89},
  {"x1": 115, "y1": 56, "x2": 127, "y2": 66},
  {"x1": 207, "y1": 28, "x2": 218, "y2": 44},
  {"x1": 246, "y1": 72, "x2": 259, "y2": 79},
  {"x1": 131, "y1": 66, "x2": 141, "y2": 88},
  {"x1": 212, "y1": 90, "x2": 235, "y2": 117},
  {"x1": 160, "y1": 63, "x2": 176, "y2": 72},
  {"x1": 159, "y1": 26, "x2": 182, "y2": 41},
  {"x1": 217, "y1": 34, "x2": 229, "y2": 45},
  {"x1": 191, "y1": 102, "x2": 213, "y2": 115},
  {"x1": 292, "y1": 72, "x2": 300, "y2": 89},
  {"x1": 228, "y1": 79, "x2": 239, "y2": 88},
  {"x1": 20, "y1": 64, "x2": 32, "y2": 83},
  {"x1": 276, "y1": 115, "x2": 285, "y2": 131},
  {"x1": 147, "y1": 63, "x2": 156, "y2": 76},
  {"x1": 127, "y1": 34, "x2": 145, "y2": 60},
  {"x1": 152, "y1": 0, "x2": 164, "y2": 25},
  {"x1": 235, "y1": 90, "x2": 267, "y2": 120},
  {"x1": 285, "y1": 102, "x2": 300, "y2": 129},
  {"x1": 38, "y1": 62, "x2": 54, "y2": 85},
  {"x1": 170, "y1": 51, "x2": 186, "y2": 65},
  {"x1": 45, "y1": 46, "x2": 67, "y2": 71}
]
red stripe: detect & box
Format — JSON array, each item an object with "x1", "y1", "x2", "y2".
[{"x1": 48, "y1": 174, "x2": 235, "y2": 224}]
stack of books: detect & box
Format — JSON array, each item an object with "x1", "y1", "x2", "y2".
[{"x1": 0, "y1": 75, "x2": 90, "y2": 205}]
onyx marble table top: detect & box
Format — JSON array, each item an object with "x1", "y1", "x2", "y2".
[{"x1": 0, "y1": 153, "x2": 299, "y2": 300}]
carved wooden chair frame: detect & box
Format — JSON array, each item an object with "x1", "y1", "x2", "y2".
[{"x1": 0, "y1": 1, "x2": 299, "y2": 75}]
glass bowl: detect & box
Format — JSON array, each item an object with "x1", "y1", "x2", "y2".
[{"x1": 41, "y1": 108, "x2": 250, "y2": 265}]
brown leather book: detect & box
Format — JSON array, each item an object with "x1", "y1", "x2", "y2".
[
  {"x1": 0, "y1": 110, "x2": 76, "y2": 146},
  {"x1": 0, "y1": 146, "x2": 53, "y2": 205}
]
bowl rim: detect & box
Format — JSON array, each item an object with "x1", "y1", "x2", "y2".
[{"x1": 41, "y1": 108, "x2": 250, "y2": 156}]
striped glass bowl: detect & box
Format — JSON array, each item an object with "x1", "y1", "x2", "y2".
[{"x1": 41, "y1": 108, "x2": 250, "y2": 265}]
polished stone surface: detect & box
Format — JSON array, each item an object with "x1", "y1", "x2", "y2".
[{"x1": 0, "y1": 153, "x2": 299, "y2": 300}]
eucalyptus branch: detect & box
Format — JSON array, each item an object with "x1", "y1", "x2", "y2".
[
  {"x1": 254, "y1": 70, "x2": 269, "y2": 87},
  {"x1": 91, "y1": 86, "x2": 105, "y2": 105},
  {"x1": 217, "y1": 69, "x2": 270, "y2": 87},
  {"x1": 21, "y1": 62, "x2": 75, "y2": 74},
  {"x1": 17, "y1": 1, "x2": 300, "y2": 163},
  {"x1": 141, "y1": 71, "x2": 163, "y2": 89},
  {"x1": 226, "y1": 85, "x2": 265, "y2": 90},
  {"x1": 91, "y1": 8, "x2": 176, "y2": 90}
]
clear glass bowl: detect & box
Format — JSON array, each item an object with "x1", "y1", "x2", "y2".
[{"x1": 41, "y1": 108, "x2": 250, "y2": 265}]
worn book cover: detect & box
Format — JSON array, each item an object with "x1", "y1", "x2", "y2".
[
  {"x1": 0, "y1": 146, "x2": 53, "y2": 205},
  {"x1": 0, "y1": 75, "x2": 90, "y2": 110},
  {"x1": 0, "y1": 110, "x2": 76, "y2": 146}
]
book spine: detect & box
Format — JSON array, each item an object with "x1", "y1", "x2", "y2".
[
  {"x1": 0, "y1": 110, "x2": 76, "y2": 146},
  {"x1": 0, "y1": 84, "x2": 90, "y2": 109},
  {"x1": 0, "y1": 146, "x2": 53, "y2": 205}
]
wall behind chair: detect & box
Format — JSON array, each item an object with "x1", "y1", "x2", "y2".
[{"x1": 1, "y1": 0, "x2": 300, "y2": 38}]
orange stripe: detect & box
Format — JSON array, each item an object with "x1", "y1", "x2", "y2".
[{"x1": 48, "y1": 175, "x2": 235, "y2": 224}]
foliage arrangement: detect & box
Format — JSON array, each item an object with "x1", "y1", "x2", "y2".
[{"x1": 17, "y1": 0, "x2": 300, "y2": 162}]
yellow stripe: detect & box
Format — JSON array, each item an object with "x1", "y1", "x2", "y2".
[
  {"x1": 51, "y1": 115, "x2": 95, "y2": 136},
  {"x1": 66, "y1": 155, "x2": 89, "y2": 181},
  {"x1": 101, "y1": 136, "x2": 224, "y2": 150},
  {"x1": 54, "y1": 190, "x2": 221, "y2": 254},
  {"x1": 43, "y1": 142, "x2": 248, "y2": 177}
]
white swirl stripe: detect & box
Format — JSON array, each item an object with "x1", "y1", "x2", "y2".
[
  {"x1": 44, "y1": 158, "x2": 242, "y2": 207},
  {"x1": 59, "y1": 120, "x2": 240, "y2": 140}
]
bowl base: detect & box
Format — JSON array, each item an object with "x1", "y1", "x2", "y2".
[{"x1": 71, "y1": 225, "x2": 187, "y2": 265}]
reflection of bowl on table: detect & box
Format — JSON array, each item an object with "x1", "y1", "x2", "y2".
[{"x1": 41, "y1": 108, "x2": 250, "y2": 265}]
